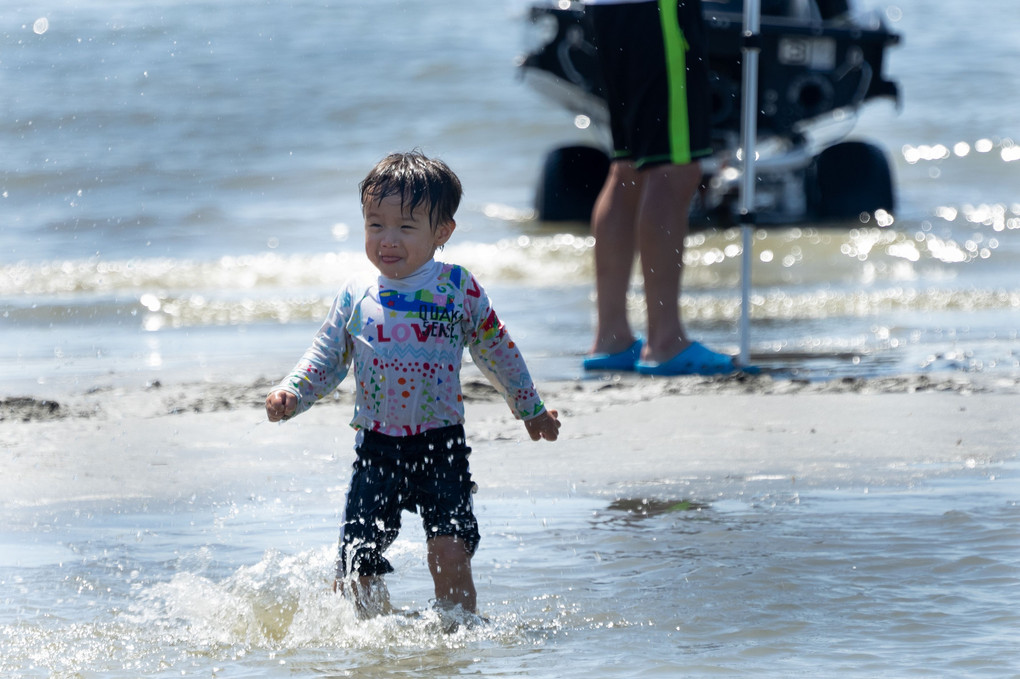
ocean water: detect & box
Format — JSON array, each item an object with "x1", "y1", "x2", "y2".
[
  {"x1": 1, "y1": 0, "x2": 1019, "y2": 676},
  {"x1": 2, "y1": 0, "x2": 1018, "y2": 392},
  {"x1": 3, "y1": 465, "x2": 1018, "y2": 678}
]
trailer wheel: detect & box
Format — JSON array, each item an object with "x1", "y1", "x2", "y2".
[
  {"x1": 534, "y1": 145, "x2": 610, "y2": 223},
  {"x1": 806, "y1": 140, "x2": 895, "y2": 220}
]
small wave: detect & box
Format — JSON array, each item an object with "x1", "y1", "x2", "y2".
[
  {"x1": 3, "y1": 227, "x2": 1018, "y2": 340},
  {"x1": 6, "y1": 220, "x2": 1017, "y2": 297},
  {"x1": 5, "y1": 276, "x2": 1018, "y2": 333}
]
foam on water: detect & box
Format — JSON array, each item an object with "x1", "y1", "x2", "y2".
[{"x1": 4, "y1": 224, "x2": 1019, "y2": 318}]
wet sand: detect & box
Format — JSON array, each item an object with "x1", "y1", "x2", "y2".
[{"x1": 3, "y1": 372, "x2": 1018, "y2": 508}]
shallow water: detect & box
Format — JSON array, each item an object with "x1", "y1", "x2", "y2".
[{"x1": 2, "y1": 458, "x2": 1017, "y2": 677}]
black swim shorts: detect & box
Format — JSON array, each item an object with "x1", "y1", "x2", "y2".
[
  {"x1": 336, "y1": 424, "x2": 480, "y2": 579},
  {"x1": 586, "y1": 0, "x2": 712, "y2": 168}
]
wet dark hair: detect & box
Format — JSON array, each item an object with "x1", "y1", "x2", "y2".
[{"x1": 359, "y1": 151, "x2": 462, "y2": 230}]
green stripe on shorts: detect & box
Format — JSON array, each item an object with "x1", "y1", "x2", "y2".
[{"x1": 658, "y1": 0, "x2": 692, "y2": 165}]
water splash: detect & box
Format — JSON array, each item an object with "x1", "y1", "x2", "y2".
[
  {"x1": 132, "y1": 546, "x2": 531, "y2": 652},
  {"x1": 0, "y1": 544, "x2": 547, "y2": 676}
]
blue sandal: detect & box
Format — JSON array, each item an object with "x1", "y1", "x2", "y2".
[
  {"x1": 583, "y1": 338, "x2": 643, "y2": 372},
  {"x1": 635, "y1": 341, "x2": 737, "y2": 376}
]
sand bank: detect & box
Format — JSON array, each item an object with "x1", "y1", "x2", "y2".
[{"x1": 2, "y1": 373, "x2": 1017, "y2": 508}]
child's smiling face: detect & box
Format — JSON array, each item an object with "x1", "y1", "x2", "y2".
[{"x1": 363, "y1": 192, "x2": 455, "y2": 279}]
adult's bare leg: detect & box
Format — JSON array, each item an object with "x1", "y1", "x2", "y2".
[
  {"x1": 635, "y1": 162, "x2": 702, "y2": 363},
  {"x1": 590, "y1": 161, "x2": 644, "y2": 356}
]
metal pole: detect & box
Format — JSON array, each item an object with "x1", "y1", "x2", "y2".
[{"x1": 738, "y1": 0, "x2": 761, "y2": 367}]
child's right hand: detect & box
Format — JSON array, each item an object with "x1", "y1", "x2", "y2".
[{"x1": 265, "y1": 390, "x2": 298, "y2": 422}]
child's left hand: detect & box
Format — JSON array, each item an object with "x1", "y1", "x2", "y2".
[{"x1": 525, "y1": 409, "x2": 560, "y2": 442}]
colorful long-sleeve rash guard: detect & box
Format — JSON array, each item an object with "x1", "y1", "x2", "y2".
[{"x1": 276, "y1": 259, "x2": 546, "y2": 436}]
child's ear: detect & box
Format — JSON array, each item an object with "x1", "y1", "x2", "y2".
[{"x1": 435, "y1": 220, "x2": 456, "y2": 246}]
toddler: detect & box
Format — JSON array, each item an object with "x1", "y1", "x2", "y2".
[{"x1": 265, "y1": 151, "x2": 560, "y2": 615}]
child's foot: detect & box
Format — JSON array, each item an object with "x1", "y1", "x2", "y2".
[
  {"x1": 431, "y1": 599, "x2": 489, "y2": 633},
  {"x1": 336, "y1": 576, "x2": 393, "y2": 619}
]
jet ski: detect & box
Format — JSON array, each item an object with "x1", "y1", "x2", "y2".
[{"x1": 519, "y1": 0, "x2": 901, "y2": 227}]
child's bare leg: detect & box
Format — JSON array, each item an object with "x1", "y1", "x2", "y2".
[
  {"x1": 333, "y1": 575, "x2": 391, "y2": 616},
  {"x1": 427, "y1": 535, "x2": 476, "y2": 613}
]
